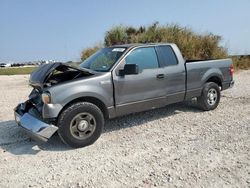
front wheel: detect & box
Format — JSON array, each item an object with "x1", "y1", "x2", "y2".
[
  {"x1": 198, "y1": 82, "x2": 221, "y2": 111},
  {"x1": 57, "y1": 102, "x2": 104, "y2": 148}
]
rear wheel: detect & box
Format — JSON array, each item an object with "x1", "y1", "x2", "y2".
[
  {"x1": 198, "y1": 82, "x2": 220, "y2": 111},
  {"x1": 57, "y1": 102, "x2": 104, "y2": 148}
]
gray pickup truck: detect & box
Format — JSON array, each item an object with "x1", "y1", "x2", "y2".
[{"x1": 14, "y1": 43, "x2": 234, "y2": 148}]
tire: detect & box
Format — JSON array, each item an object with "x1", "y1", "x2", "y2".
[
  {"x1": 57, "y1": 102, "x2": 104, "y2": 148},
  {"x1": 197, "y1": 82, "x2": 221, "y2": 111}
]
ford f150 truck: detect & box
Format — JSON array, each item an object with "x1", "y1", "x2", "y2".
[{"x1": 14, "y1": 43, "x2": 234, "y2": 148}]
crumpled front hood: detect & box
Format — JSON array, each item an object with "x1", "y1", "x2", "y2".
[
  {"x1": 29, "y1": 62, "x2": 94, "y2": 89},
  {"x1": 29, "y1": 63, "x2": 60, "y2": 87}
]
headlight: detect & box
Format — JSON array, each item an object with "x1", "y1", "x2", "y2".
[{"x1": 41, "y1": 92, "x2": 51, "y2": 104}]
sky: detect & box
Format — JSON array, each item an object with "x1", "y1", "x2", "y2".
[{"x1": 0, "y1": 0, "x2": 250, "y2": 62}]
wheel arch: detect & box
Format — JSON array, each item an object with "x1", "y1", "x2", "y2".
[
  {"x1": 206, "y1": 76, "x2": 222, "y2": 88},
  {"x1": 58, "y1": 96, "x2": 109, "y2": 121},
  {"x1": 201, "y1": 68, "x2": 223, "y2": 89}
]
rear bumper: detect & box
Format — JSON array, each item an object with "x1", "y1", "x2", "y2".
[
  {"x1": 230, "y1": 80, "x2": 234, "y2": 88},
  {"x1": 222, "y1": 80, "x2": 234, "y2": 90},
  {"x1": 14, "y1": 103, "x2": 58, "y2": 142}
]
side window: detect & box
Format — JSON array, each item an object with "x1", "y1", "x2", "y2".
[
  {"x1": 156, "y1": 46, "x2": 178, "y2": 67},
  {"x1": 125, "y1": 47, "x2": 159, "y2": 72}
]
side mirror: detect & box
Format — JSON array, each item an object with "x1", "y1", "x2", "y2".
[{"x1": 119, "y1": 64, "x2": 139, "y2": 76}]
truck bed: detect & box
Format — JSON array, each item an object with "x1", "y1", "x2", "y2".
[{"x1": 185, "y1": 58, "x2": 233, "y2": 99}]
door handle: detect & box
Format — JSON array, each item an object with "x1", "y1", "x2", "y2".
[{"x1": 156, "y1": 74, "x2": 165, "y2": 79}]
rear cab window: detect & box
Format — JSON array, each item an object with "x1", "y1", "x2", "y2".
[{"x1": 156, "y1": 45, "x2": 178, "y2": 67}]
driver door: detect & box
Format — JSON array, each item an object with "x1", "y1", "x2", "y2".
[{"x1": 112, "y1": 47, "x2": 167, "y2": 116}]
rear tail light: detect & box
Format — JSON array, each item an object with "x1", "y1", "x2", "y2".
[{"x1": 229, "y1": 64, "x2": 234, "y2": 76}]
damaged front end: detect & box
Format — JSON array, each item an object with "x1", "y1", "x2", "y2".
[
  {"x1": 14, "y1": 62, "x2": 94, "y2": 142},
  {"x1": 14, "y1": 90, "x2": 58, "y2": 142}
]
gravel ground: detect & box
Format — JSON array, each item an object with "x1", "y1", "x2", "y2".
[{"x1": 0, "y1": 71, "x2": 249, "y2": 188}]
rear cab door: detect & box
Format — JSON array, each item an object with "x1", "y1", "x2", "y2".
[{"x1": 155, "y1": 44, "x2": 186, "y2": 104}]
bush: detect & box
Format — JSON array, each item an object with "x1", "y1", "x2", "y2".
[
  {"x1": 232, "y1": 56, "x2": 250, "y2": 70},
  {"x1": 104, "y1": 26, "x2": 128, "y2": 46},
  {"x1": 81, "y1": 45, "x2": 102, "y2": 61},
  {"x1": 104, "y1": 23, "x2": 228, "y2": 60},
  {"x1": 81, "y1": 22, "x2": 250, "y2": 70}
]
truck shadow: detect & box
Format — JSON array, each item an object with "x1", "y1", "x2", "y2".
[
  {"x1": 104, "y1": 101, "x2": 200, "y2": 133},
  {"x1": 0, "y1": 121, "x2": 70, "y2": 155},
  {"x1": 0, "y1": 101, "x2": 200, "y2": 155}
]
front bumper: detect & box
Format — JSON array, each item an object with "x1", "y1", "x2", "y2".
[{"x1": 14, "y1": 103, "x2": 58, "y2": 142}]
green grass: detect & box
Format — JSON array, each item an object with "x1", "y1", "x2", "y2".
[{"x1": 0, "y1": 67, "x2": 37, "y2": 75}]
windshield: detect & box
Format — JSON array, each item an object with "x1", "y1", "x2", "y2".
[{"x1": 80, "y1": 47, "x2": 126, "y2": 72}]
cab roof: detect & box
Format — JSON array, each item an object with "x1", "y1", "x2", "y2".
[{"x1": 111, "y1": 43, "x2": 173, "y2": 49}]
